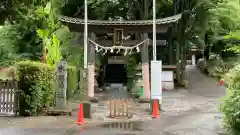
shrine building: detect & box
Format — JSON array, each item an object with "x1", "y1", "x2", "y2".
[{"x1": 59, "y1": 13, "x2": 182, "y2": 101}]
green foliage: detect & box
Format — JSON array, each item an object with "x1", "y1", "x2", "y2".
[
  {"x1": 220, "y1": 64, "x2": 240, "y2": 135},
  {"x1": 37, "y1": 29, "x2": 61, "y2": 65},
  {"x1": 61, "y1": 0, "x2": 173, "y2": 20},
  {"x1": 67, "y1": 65, "x2": 78, "y2": 100},
  {"x1": 208, "y1": 0, "x2": 240, "y2": 55},
  {"x1": 35, "y1": 2, "x2": 62, "y2": 65},
  {"x1": 224, "y1": 30, "x2": 240, "y2": 53},
  {"x1": 58, "y1": 31, "x2": 83, "y2": 66},
  {"x1": 0, "y1": 26, "x2": 21, "y2": 67},
  {"x1": 209, "y1": 0, "x2": 240, "y2": 35},
  {"x1": 10, "y1": 1, "x2": 50, "y2": 61},
  {"x1": 72, "y1": 68, "x2": 87, "y2": 101},
  {"x1": 125, "y1": 53, "x2": 138, "y2": 90},
  {"x1": 15, "y1": 61, "x2": 55, "y2": 116},
  {"x1": 0, "y1": 0, "x2": 14, "y2": 24},
  {"x1": 224, "y1": 30, "x2": 240, "y2": 40},
  {"x1": 14, "y1": 60, "x2": 78, "y2": 115},
  {"x1": 206, "y1": 56, "x2": 238, "y2": 79}
]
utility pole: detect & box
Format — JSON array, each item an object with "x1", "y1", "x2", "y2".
[
  {"x1": 151, "y1": 0, "x2": 163, "y2": 112},
  {"x1": 84, "y1": 0, "x2": 88, "y2": 69},
  {"x1": 153, "y1": 0, "x2": 157, "y2": 60}
]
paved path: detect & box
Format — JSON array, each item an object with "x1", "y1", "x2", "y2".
[
  {"x1": 0, "y1": 66, "x2": 228, "y2": 135},
  {"x1": 141, "y1": 65, "x2": 227, "y2": 135}
]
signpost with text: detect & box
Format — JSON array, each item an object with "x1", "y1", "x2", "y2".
[{"x1": 150, "y1": 60, "x2": 162, "y2": 105}]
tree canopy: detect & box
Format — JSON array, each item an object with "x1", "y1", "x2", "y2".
[{"x1": 0, "y1": 0, "x2": 240, "y2": 67}]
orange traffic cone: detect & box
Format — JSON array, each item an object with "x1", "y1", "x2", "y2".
[
  {"x1": 76, "y1": 104, "x2": 84, "y2": 125},
  {"x1": 218, "y1": 79, "x2": 224, "y2": 86},
  {"x1": 152, "y1": 99, "x2": 159, "y2": 118}
]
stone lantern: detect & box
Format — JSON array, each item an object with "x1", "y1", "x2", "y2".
[{"x1": 189, "y1": 45, "x2": 199, "y2": 66}]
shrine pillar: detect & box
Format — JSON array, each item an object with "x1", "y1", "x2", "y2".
[
  {"x1": 140, "y1": 32, "x2": 150, "y2": 102},
  {"x1": 88, "y1": 32, "x2": 95, "y2": 98},
  {"x1": 192, "y1": 53, "x2": 196, "y2": 66}
]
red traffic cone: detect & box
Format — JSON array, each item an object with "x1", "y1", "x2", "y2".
[
  {"x1": 218, "y1": 79, "x2": 224, "y2": 86},
  {"x1": 76, "y1": 104, "x2": 84, "y2": 125},
  {"x1": 152, "y1": 99, "x2": 159, "y2": 118}
]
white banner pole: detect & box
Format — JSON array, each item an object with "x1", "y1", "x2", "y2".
[
  {"x1": 84, "y1": 0, "x2": 88, "y2": 69},
  {"x1": 153, "y1": 0, "x2": 157, "y2": 61}
]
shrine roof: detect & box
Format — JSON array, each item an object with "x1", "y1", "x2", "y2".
[{"x1": 59, "y1": 14, "x2": 182, "y2": 26}]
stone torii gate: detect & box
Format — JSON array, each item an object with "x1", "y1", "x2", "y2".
[{"x1": 59, "y1": 14, "x2": 182, "y2": 101}]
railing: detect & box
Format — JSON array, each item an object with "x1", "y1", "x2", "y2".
[
  {"x1": 0, "y1": 80, "x2": 19, "y2": 116},
  {"x1": 108, "y1": 99, "x2": 132, "y2": 118}
]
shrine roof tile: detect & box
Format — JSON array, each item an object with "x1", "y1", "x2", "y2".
[{"x1": 59, "y1": 14, "x2": 182, "y2": 26}]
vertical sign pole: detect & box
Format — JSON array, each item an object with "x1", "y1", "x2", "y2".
[
  {"x1": 84, "y1": 0, "x2": 88, "y2": 69},
  {"x1": 152, "y1": 0, "x2": 162, "y2": 109},
  {"x1": 153, "y1": 0, "x2": 157, "y2": 60},
  {"x1": 150, "y1": 61, "x2": 162, "y2": 110}
]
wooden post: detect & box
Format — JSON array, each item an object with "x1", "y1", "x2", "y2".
[{"x1": 88, "y1": 32, "x2": 96, "y2": 98}]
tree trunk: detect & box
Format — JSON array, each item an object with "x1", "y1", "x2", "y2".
[
  {"x1": 176, "y1": 42, "x2": 181, "y2": 84},
  {"x1": 180, "y1": 40, "x2": 187, "y2": 87}
]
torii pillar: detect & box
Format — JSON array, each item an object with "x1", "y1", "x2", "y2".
[
  {"x1": 88, "y1": 32, "x2": 96, "y2": 99},
  {"x1": 140, "y1": 33, "x2": 150, "y2": 102}
]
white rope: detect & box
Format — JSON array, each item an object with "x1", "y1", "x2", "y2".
[{"x1": 88, "y1": 38, "x2": 149, "y2": 55}]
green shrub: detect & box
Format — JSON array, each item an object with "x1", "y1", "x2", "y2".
[
  {"x1": 125, "y1": 54, "x2": 138, "y2": 91},
  {"x1": 67, "y1": 65, "x2": 78, "y2": 100},
  {"x1": 15, "y1": 61, "x2": 55, "y2": 116},
  {"x1": 206, "y1": 57, "x2": 237, "y2": 79},
  {"x1": 197, "y1": 58, "x2": 207, "y2": 73},
  {"x1": 220, "y1": 64, "x2": 240, "y2": 134},
  {"x1": 0, "y1": 26, "x2": 21, "y2": 67},
  {"x1": 75, "y1": 68, "x2": 87, "y2": 100}
]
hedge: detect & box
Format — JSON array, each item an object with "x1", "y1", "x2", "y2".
[
  {"x1": 15, "y1": 61, "x2": 78, "y2": 116},
  {"x1": 67, "y1": 65, "x2": 78, "y2": 100},
  {"x1": 220, "y1": 64, "x2": 240, "y2": 135},
  {"x1": 15, "y1": 61, "x2": 55, "y2": 116}
]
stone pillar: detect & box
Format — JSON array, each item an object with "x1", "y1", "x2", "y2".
[
  {"x1": 55, "y1": 61, "x2": 67, "y2": 109},
  {"x1": 88, "y1": 32, "x2": 95, "y2": 98},
  {"x1": 192, "y1": 53, "x2": 196, "y2": 65},
  {"x1": 140, "y1": 33, "x2": 150, "y2": 102}
]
